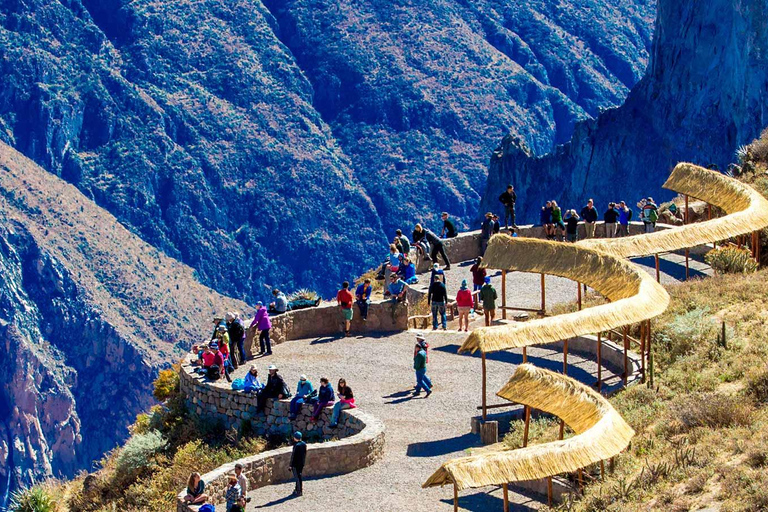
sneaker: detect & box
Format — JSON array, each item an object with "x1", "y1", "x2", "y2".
[
  {"x1": 265, "y1": 351, "x2": 273, "y2": 355},
  {"x1": 444, "y1": 265, "x2": 451, "y2": 270},
  {"x1": 425, "y1": 390, "x2": 432, "y2": 397},
  {"x1": 413, "y1": 391, "x2": 421, "y2": 396}
]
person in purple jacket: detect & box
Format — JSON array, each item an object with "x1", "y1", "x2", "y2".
[{"x1": 250, "y1": 302, "x2": 273, "y2": 356}]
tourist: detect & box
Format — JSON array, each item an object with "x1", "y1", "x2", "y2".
[
  {"x1": 329, "y1": 378, "x2": 356, "y2": 428},
  {"x1": 200, "y1": 345, "x2": 216, "y2": 375},
  {"x1": 603, "y1": 202, "x2": 619, "y2": 238},
  {"x1": 355, "y1": 278, "x2": 372, "y2": 321},
  {"x1": 565, "y1": 209, "x2": 580, "y2": 242},
  {"x1": 217, "y1": 335, "x2": 236, "y2": 377},
  {"x1": 250, "y1": 302, "x2": 273, "y2": 355},
  {"x1": 234, "y1": 463, "x2": 250, "y2": 501},
  {"x1": 210, "y1": 317, "x2": 226, "y2": 341},
  {"x1": 427, "y1": 273, "x2": 448, "y2": 330},
  {"x1": 492, "y1": 214, "x2": 501, "y2": 234},
  {"x1": 388, "y1": 274, "x2": 409, "y2": 303},
  {"x1": 184, "y1": 472, "x2": 208, "y2": 504},
  {"x1": 540, "y1": 201, "x2": 553, "y2": 239},
  {"x1": 414, "y1": 224, "x2": 451, "y2": 269},
  {"x1": 580, "y1": 199, "x2": 598, "y2": 238},
  {"x1": 226, "y1": 312, "x2": 246, "y2": 367},
  {"x1": 289, "y1": 375, "x2": 316, "y2": 420},
  {"x1": 618, "y1": 201, "x2": 633, "y2": 236},
  {"x1": 412, "y1": 223, "x2": 431, "y2": 262},
  {"x1": 225, "y1": 474, "x2": 241, "y2": 512},
  {"x1": 336, "y1": 281, "x2": 354, "y2": 336},
  {"x1": 479, "y1": 277, "x2": 497, "y2": 326},
  {"x1": 399, "y1": 255, "x2": 418, "y2": 284},
  {"x1": 470, "y1": 257, "x2": 486, "y2": 309},
  {"x1": 413, "y1": 334, "x2": 433, "y2": 397},
  {"x1": 396, "y1": 229, "x2": 411, "y2": 255},
  {"x1": 441, "y1": 212, "x2": 458, "y2": 238},
  {"x1": 206, "y1": 341, "x2": 229, "y2": 382},
  {"x1": 231, "y1": 496, "x2": 247, "y2": 512},
  {"x1": 642, "y1": 197, "x2": 659, "y2": 233},
  {"x1": 456, "y1": 279, "x2": 474, "y2": 332},
  {"x1": 430, "y1": 263, "x2": 445, "y2": 284},
  {"x1": 392, "y1": 235, "x2": 404, "y2": 254},
  {"x1": 480, "y1": 212, "x2": 494, "y2": 255},
  {"x1": 257, "y1": 364, "x2": 286, "y2": 412},
  {"x1": 498, "y1": 185, "x2": 517, "y2": 229},
  {"x1": 386, "y1": 243, "x2": 401, "y2": 281},
  {"x1": 551, "y1": 200, "x2": 565, "y2": 241},
  {"x1": 311, "y1": 377, "x2": 335, "y2": 421},
  {"x1": 289, "y1": 431, "x2": 307, "y2": 497},
  {"x1": 269, "y1": 288, "x2": 288, "y2": 315},
  {"x1": 244, "y1": 366, "x2": 264, "y2": 394}
]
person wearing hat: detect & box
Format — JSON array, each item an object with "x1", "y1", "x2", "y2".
[
  {"x1": 641, "y1": 197, "x2": 659, "y2": 233},
  {"x1": 441, "y1": 212, "x2": 458, "y2": 238},
  {"x1": 336, "y1": 281, "x2": 355, "y2": 337},
  {"x1": 479, "y1": 276, "x2": 498, "y2": 326},
  {"x1": 413, "y1": 334, "x2": 433, "y2": 397},
  {"x1": 289, "y1": 431, "x2": 307, "y2": 496},
  {"x1": 456, "y1": 279, "x2": 474, "y2": 332},
  {"x1": 244, "y1": 366, "x2": 264, "y2": 394},
  {"x1": 224, "y1": 473, "x2": 241, "y2": 512},
  {"x1": 428, "y1": 273, "x2": 448, "y2": 331},
  {"x1": 250, "y1": 302, "x2": 273, "y2": 355},
  {"x1": 289, "y1": 375, "x2": 316, "y2": 420},
  {"x1": 480, "y1": 212, "x2": 494, "y2": 255},
  {"x1": 430, "y1": 262, "x2": 445, "y2": 285},
  {"x1": 225, "y1": 312, "x2": 246, "y2": 368},
  {"x1": 388, "y1": 274, "x2": 409, "y2": 304},
  {"x1": 257, "y1": 364, "x2": 286, "y2": 412}
]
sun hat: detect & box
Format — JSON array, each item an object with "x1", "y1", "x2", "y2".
[
  {"x1": 209, "y1": 342, "x2": 218, "y2": 350},
  {"x1": 300, "y1": 374, "x2": 307, "y2": 381},
  {"x1": 268, "y1": 364, "x2": 278, "y2": 371},
  {"x1": 415, "y1": 332, "x2": 425, "y2": 341},
  {"x1": 217, "y1": 325, "x2": 227, "y2": 332}
]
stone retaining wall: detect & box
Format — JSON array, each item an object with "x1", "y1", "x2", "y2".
[{"x1": 177, "y1": 363, "x2": 385, "y2": 511}]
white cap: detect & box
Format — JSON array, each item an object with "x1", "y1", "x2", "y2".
[
  {"x1": 300, "y1": 374, "x2": 307, "y2": 381},
  {"x1": 415, "y1": 332, "x2": 425, "y2": 341},
  {"x1": 268, "y1": 364, "x2": 278, "y2": 371}
]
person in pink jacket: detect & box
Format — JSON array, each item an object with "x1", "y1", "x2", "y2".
[
  {"x1": 455, "y1": 279, "x2": 474, "y2": 332},
  {"x1": 250, "y1": 302, "x2": 273, "y2": 355}
]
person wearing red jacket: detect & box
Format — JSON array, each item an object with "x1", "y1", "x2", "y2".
[{"x1": 455, "y1": 279, "x2": 474, "y2": 332}]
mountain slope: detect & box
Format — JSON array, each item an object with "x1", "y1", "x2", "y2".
[
  {"x1": 480, "y1": 0, "x2": 768, "y2": 220},
  {"x1": 0, "y1": 142, "x2": 247, "y2": 497},
  {"x1": 0, "y1": 0, "x2": 654, "y2": 299}
]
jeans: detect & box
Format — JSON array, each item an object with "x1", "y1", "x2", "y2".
[
  {"x1": 618, "y1": 224, "x2": 629, "y2": 237},
  {"x1": 292, "y1": 467, "x2": 303, "y2": 495},
  {"x1": 228, "y1": 339, "x2": 239, "y2": 368},
  {"x1": 504, "y1": 206, "x2": 516, "y2": 227},
  {"x1": 415, "y1": 368, "x2": 432, "y2": 393},
  {"x1": 480, "y1": 237, "x2": 489, "y2": 255},
  {"x1": 357, "y1": 300, "x2": 369, "y2": 320},
  {"x1": 290, "y1": 396, "x2": 314, "y2": 417},
  {"x1": 644, "y1": 222, "x2": 656, "y2": 233},
  {"x1": 430, "y1": 243, "x2": 450, "y2": 266},
  {"x1": 604, "y1": 223, "x2": 616, "y2": 238},
  {"x1": 259, "y1": 329, "x2": 272, "y2": 353},
  {"x1": 330, "y1": 401, "x2": 351, "y2": 425},
  {"x1": 236, "y1": 337, "x2": 246, "y2": 364},
  {"x1": 585, "y1": 222, "x2": 596, "y2": 239},
  {"x1": 431, "y1": 302, "x2": 447, "y2": 329}
]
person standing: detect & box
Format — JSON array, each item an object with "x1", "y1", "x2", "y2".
[
  {"x1": 355, "y1": 279, "x2": 372, "y2": 321},
  {"x1": 225, "y1": 312, "x2": 245, "y2": 368},
  {"x1": 480, "y1": 212, "x2": 494, "y2": 255},
  {"x1": 470, "y1": 257, "x2": 486, "y2": 309},
  {"x1": 580, "y1": 199, "x2": 598, "y2": 238},
  {"x1": 498, "y1": 185, "x2": 517, "y2": 229},
  {"x1": 551, "y1": 201, "x2": 565, "y2": 241},
  {"x1": 603, "y1": 203, "x2": 619, "y2": 238},
  {"x1": 491, "y1": 214, "x2": 501, "y2": 234},
  {"x1": 413, "y1": 334, "x2": 433, "y2": 397},
  {"x1": 336, "y1": 281, "x2": 354, "y2": 337},
  {"x1": 289, "y1": 431, "x2": 307, "y2": 497},
  {"x1": 250, "y1": 302, "x2": 273, "y2": 355},
  {"x1": 427, "y1": 274, "x2": 448, "y2": 330},
  {"x1": 456, "y1": 279, "x2": 474, "y2": 332},
  {"x1": 618, "y1": 201, "x2": 633, "y2": 236},
  {"x1": 414, "y1": 224, "x2": 451, "y2": 269},
  {"x1": 642, "y1": 197, "x2": 659, "y2": 233},
  {"x1": 479, "y1": 277, "x2": 497, "y2": 326},
  {"x1": 565, "y1": 209, "x2": 580, "y2": 242},
  {"x1": 224, "y1": 474, "x2": 242, "y2": 512},
  {"x1": 540, "y1": 201, "x2": 553, "y2": 239},
  {"x1": 234, "y1": 463, "x2": 250, "y2": 503},
  {"x1": 441, "y1": 212, "x2": 458, "y2": 238},
  {"x1": 395, "y1": 229, "x2": 411, "y2": 255}
]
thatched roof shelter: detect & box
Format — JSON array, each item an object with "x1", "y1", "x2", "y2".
[
  {"x1": 422, "y1": 364, "x2": 634, "y2": 490},
  {"x1": 459, "y1": 237, "x2": 669, "y2": 354},
  {"x1": 578, "y1": 162, "x2": 768, "y2": 258}
]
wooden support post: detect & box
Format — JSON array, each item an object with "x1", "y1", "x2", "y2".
[
  {"x1": 648, "y1": 320, "x2": 654, "y2": 388},
  {"x1": 655, "y1": 254, "x2": 660, "y2": 283},
  {"x1": 684, "y1": 194, "x2": 689, "y2": 224},
  {"x1": 578, "y1": 468, "x2": 584, "y2": 492},
  {"x1": 481, "y1": 352, "x2": 487, "y2": 420},
  {"x1": 577, "y1": 281, "x2": 582, "y2": 310},
  {"x1": 501, "y1": 270, "x2": 507, "y2": 320},
  {"x1": 547, "y1": 476, "x2": 553, "y2": 507},
  {"x1": 540, "y1": 273, "x2": 546, "y2": 314},
  {"x1": 597, "y1": 332, "x2": 602, "y2": 391},
  {"x1": 610, "y1": 457, "x2": 615, "y2": 474},
  {"x1": 503, "y1": 483, "x2": 509, "y2": 512},
  {"x1": 523, "y1": 405, "x2": 531, "y2": 447},
  {"x1": 453, "y1": 482, "x2": 458, "y2": 512},
  {"x1": 600, "y1": 460, "x2": 605, "y2": 480},
  {"x1": 708, "y1": 203, "x2": 712, "y2": 220},
  {"x1": 640, "y1": 322, "x2": 646, "y2": 383},
  {"x1": 559, "y1": 420, "x2": 565, "y2": 440},
  {"x1": 623, "y1": 326, "x2": 629, "y2": 385},
  {"x1": 522, "y1": 346, "x2": 528, "y2": 363},
  {"x1": 563, "y1": 339, "x2": 569, "y2": 375}
]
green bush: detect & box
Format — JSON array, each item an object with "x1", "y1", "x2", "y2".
[
  {"x1": 502, "y1": 416, "x2": 559, "y2": 449},
  {"x1": 113, "y1": 431, "x2": 167, "y2": 487},
  {"x1": 656, "y1": 307, "x2": 719, "y2": 364},
  {"x1": 152, "y1": 366, "x2": 180, "y2": 402},
  {"x1": 705, "y1": 245, "x2": 758, "y2": 274},
  {"x1": 9, "y1": 486, "x2": 58, "y2": 512}
]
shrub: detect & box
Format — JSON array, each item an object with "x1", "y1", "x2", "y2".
[
  {"x1": 656, "y1": 307, "x2": 719, "y2": 364},
  {"x1": 705, "y1": 246, "x2": 758, "y2": 274},
  {"x1": 746, "y1": 367, "x2": 768, "y2": 403},
  {"x1": 9, "y1": 486, "x2": 58, "y2": 512},
  {"x1": 502, "y1": 416, "x2": 558, "y2": 449},
  {"x1": 152, "y1": 366, "x2": 180, "y2": 402},
  {"x1": 113, "y1": 431, "x2": 167, "y2": 487},
  {"x1": 668, "y1": 393, "x2": 752, "y2": 432}
]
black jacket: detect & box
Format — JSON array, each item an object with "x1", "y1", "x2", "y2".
[
  {"x1": 227, "y1": 319, "x2": 245, "y2": 343},
  {"x1": 423, "y1": 229, "x2": 442, "y2": 246},
  {"x1": 428, "y1": 281, "x2": 448, "y2": 304},
  {"x1": 580, "y1": 206, "x2": 598, "y2": 223},
  {"x1": 290, "y1": 441, "x2": 307, "y2": 471},
  {"x1": 499, "y1": 190, "x2": 516, "y2": 207},
  {"x1": 604, "y1": 208, "x2": 619, "y2": 223},
  {"x1": 318, "y1": 385, "x2": 335, "y2": 403},
  {"x1": 264, "y1": 373, "x2": 286, "y2": 398}
]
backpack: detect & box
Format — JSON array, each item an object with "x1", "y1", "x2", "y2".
[
  {"x1": 206, "y1": 365, "x2": 221, "y2": 380},
  {"x1": 648, "y1": 207, "x2": 659, "y2": 223},
  {"x1": 231, "y1": 378, "x2": 245, "y2": 390},
  {"x1": 199, "y1": 505, "x2": 215, "y2": 512}
]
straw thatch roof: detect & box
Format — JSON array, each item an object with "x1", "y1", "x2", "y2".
[
  {"x1": 459, "y1": 236, "x2": 669, "y2": 354},
  {"x1": 578, "y1": 162, "x2": 768, "y2": 258},
  {"x1": 422, "y1": 364, "x2": 634, "y2": 489}
]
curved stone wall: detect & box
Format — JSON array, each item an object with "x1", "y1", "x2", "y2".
[{"x1": 177, "y1": 363, "x2": 385, "y2": 510}]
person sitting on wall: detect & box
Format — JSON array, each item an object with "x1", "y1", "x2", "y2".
[
  {"x1": 244, "y1": 365, "x2": 264, "y2": 394},
  {"x1": 441, "y1": 212, "x2": 458, "y2": 238},
  {"x1": 184, "y1": 472, "x2": 208, "y2": 505},
  {"x1": 289, "y1": 374, "x2": 317, "y2": 420},
  {"x1": 355, "y1": 278, "x2": 373, "y2": 321},
  {"x1": 398, "y1": 255, "x2": 418, "y2": 284},
  {"x1": 210, "y1": 341, "x2": 231, "y2": 382},
  {"x1": 329, "y1": 378, "x2": 356, "y2": 428},
  {"x1": 311, "y1": 377, "x2": 335, "y2": 421},
  {"x1": 257, "y1": 364, "x2": 287, "y2": 412},
  {"x1": 388, "y1": 274, "x2": 409, "y2": 304},
  {"x1": 269, "y1": 288, "x2": 289, "y2": 315},
  {"x1": 414, "y1": 223, "x2": 451, "y2": 269}
]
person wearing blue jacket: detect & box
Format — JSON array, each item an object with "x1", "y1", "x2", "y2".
[
  {"x1": 355, "y1": 279, "x2": 373, "y2": 321},
  {"x1": 399, "y1": 255, "x2": 418, "y2": 284},
  {"x1": 289, "y1": 375, "x2": 316, "y2": 420},
  {"x1": 617, "y1": 201, "x2": 633, "y2": 236}
]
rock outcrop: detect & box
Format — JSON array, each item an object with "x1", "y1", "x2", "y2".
[
  {"x1": 0, "y1": 143, "x2": 247, "y2": 497},
  {"x1": 481, "y1": 0, "x2": 768, "y2": 222},
  {"x1": 0, "y1": 0, "x2": 654, "y2": 298}
]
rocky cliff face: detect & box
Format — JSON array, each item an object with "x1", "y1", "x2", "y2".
[
  {"x1": 481, "y1": 0, "x2": 768, "y2": 221},
  {"x1": 0, "y1": 0, "x2": 654, "y2": 299},
  {"x1": 0, "y1": 143, "x2": 248, "y2": 498}
]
